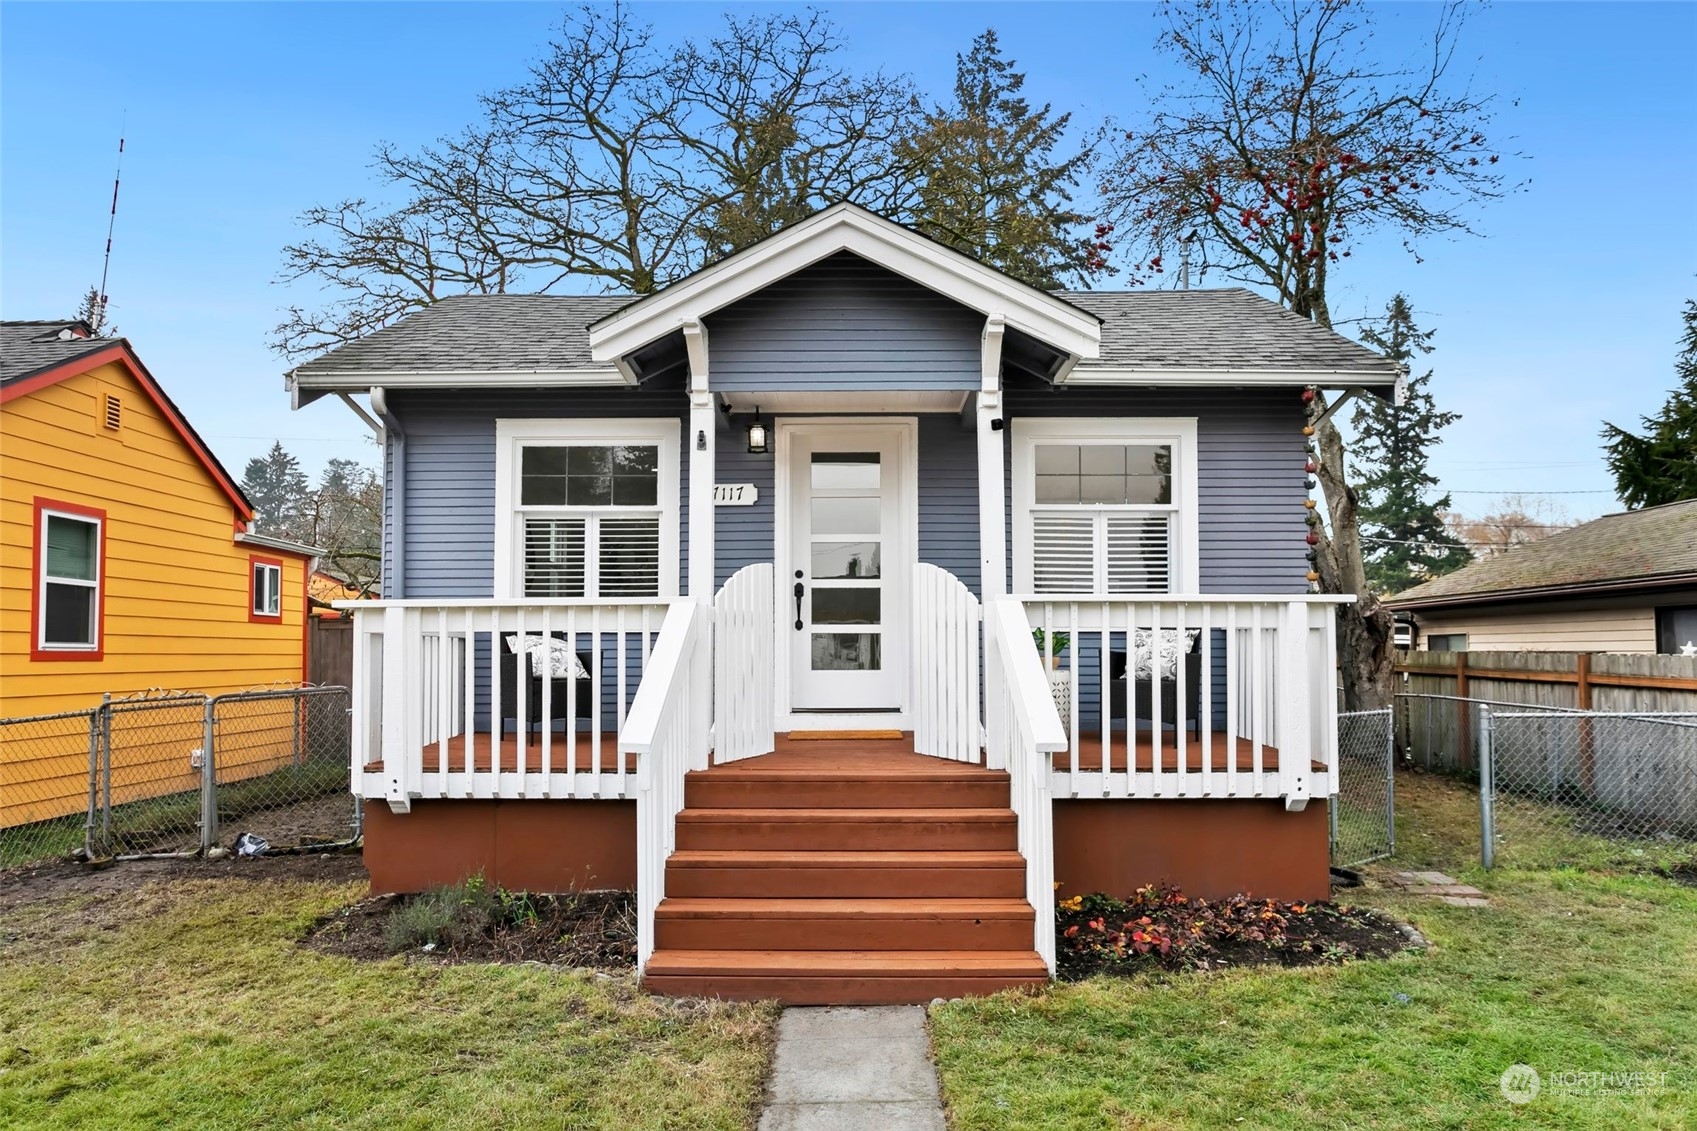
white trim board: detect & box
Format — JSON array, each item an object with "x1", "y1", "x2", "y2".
[
  {"x1": 588, "y1": 204, "x2": 1102, "y2": 364},
  {"x1": 492, "y1": 417, "x2": 682, "y2": 600},
  {"x1": 1063, "y1": 367, "x2": 1397, "y2": 389},
  {"x1": 1010, "y1": 416, "x2": 1201, "y2": 594}
]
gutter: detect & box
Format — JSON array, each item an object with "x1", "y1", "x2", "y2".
[{"x1": 235, "y1": 530, "x2": 324, "y2": 558}]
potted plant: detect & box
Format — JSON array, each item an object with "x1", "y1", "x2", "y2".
[{"x1": 1032, "y1": 629, "x2": 1070, "y2": 670}]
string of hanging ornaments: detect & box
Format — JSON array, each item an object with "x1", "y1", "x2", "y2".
[{"x1": 1301, "y1": 387, "x2": 1321, "y2": 593}]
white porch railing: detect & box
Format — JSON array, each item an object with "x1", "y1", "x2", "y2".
[
  {"x1": 621, "y1": 601, "x2": 708, "y2": 967},
  {"x1": 912, "y1": 563, "x2": 981, "y2": 762},
  {"x1": 984, "y1": 597, "x2": 1068, "y2": 974},
  {"x1": 713, "y1": 563, "x2": 775, "y2": 762},
  {"x1": 1013, "y1": 595, "x2": 1349, "y2": 808},
  {"x1": 346, "y1": 599, "x2": 675, "y2": 811}
]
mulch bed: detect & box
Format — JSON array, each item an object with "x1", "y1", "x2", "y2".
[
  {"x1": 1056, "y1": 885, "x2": 1417, "y2": 981},
  {"x1": 303, "y1": 888, "x2": 637, "y2": 969}
]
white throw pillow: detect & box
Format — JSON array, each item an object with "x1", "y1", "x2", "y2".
[
  {"x1": 1123, "y1": 628, "x2": 1200, "y2": 680},
  {"x1": 504, "y1": 635, "x2": 591, "y2": 681}
]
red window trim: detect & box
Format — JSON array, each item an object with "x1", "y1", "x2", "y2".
[
  {"x1": 249, "y1": 555, "x2": 285, "y2": 623},
  {"x1": 30, "y1": 497, "x2": 107, "y2": 662}
]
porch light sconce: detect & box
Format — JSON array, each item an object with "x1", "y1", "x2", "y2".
[
  {"x1": 746, "y1": 408, "x2": 769, "y2": 455},
  {"x1": 696, "y1": 429, "x2": 707, "y2": 451}
]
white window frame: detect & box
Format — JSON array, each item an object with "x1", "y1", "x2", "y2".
[
  {"x1": 37, "y1": 508, "x2": 103, "y2": 651},
  {"x1": 1011, "y1": 417, "x2": 1200, "y2": 595},
  {"x1": 252, "y1": 561, "x2": 283, "y2": 617},
  {"x1": 493, "y1": 418, "x2": 681, "y2": 600}
]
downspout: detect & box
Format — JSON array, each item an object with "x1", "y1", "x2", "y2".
[{"x1": 369, "y1": 386, "x2": 406, "y2": 598}]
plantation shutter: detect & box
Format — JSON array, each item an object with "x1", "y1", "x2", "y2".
[
  {"x1": 1032, "y1": 514, "x2": 1096, "y2": 593},
  {"x1": 596, "y1": 516, "x2": 662, "y2": 597},
  {"x1": 523, "y1": 514, "x2": 661, "y2": 598},
  {"x1": 1105, "y1": 514, "x2": 1172, "y2": 593},
  {"x1": 524, "y1": 518, "x2": 587, "y2": 597}
]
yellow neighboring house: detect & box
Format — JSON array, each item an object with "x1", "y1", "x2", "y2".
[{"x1": 1, "y1": 321, "x2": 319, "y2": 821}]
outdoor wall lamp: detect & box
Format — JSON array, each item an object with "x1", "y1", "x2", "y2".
[{"x1": 746, "y1": 407, "x2": 769, "y2": 454}]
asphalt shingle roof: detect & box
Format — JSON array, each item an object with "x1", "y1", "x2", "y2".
[
  {"x1": 1, "y1": 321, "x2": 113, "y2": 385},
  {"x1": 1389, "y1": 499, "x2": 1697, "y2": 608},
  {"x1": 289, "y1": 282, "x2": 1396, "y2": 383},
  {"x1": 290, "y1": 294, "x2": 631, "y2": 376},
  {"x1": 1058, "y1": 288, "x2": 1396, "y2": 375}
]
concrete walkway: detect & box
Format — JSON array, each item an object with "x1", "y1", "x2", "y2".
[{"x1": 757, "y1": 1006, "x2": 947, "y2": 1131}]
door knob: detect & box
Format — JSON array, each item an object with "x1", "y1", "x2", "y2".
[{"x1": 794, "y1": 580, "x2": 805, "y2": 631}]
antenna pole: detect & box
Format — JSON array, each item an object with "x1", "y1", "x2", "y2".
[{"x1": 97, "y1": 126, "x2": 125, "y2": 330}]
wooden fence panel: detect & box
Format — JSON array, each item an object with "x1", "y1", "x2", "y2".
[{"x1": 308, "y1": 617, "x2": 354, "y2": 688}]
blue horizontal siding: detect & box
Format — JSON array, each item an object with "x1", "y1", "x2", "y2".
[{"x1": 706, "y1": 252, "x2": 983, "y2": 391}]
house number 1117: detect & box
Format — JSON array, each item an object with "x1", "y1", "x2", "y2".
[{"x1": 713, "y1": 483, "x2": 759, "y2": 506}]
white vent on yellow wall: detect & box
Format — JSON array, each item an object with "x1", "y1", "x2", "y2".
[{"x1": 103, "y1": 393, "x2": 122, "y2": 430}]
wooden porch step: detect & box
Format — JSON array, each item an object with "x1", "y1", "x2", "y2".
[
  {"x1": 685, "y1": 768, "x2": 1010, "y2": 809},
  {"x1": 665, "y1": 849, "x2": 1027, "y2": 898},
  {"x1": 642, "y1": 948, "x2": 1049, "y2": 1004},
  {"x1": 674, "y1": 808, "x2": 1018, "y2": 852},
  {"x1": 654, "y1": 897, "x2": 1034, "y2": 950}
]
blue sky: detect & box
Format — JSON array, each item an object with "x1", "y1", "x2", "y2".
[{"x1": 3, "y1": 2, "x2": 1694, "y2": 526}]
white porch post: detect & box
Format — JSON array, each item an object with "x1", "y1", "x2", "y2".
[
  {"x1": 682, "y1": 320, "x2": 715, "y2": 602},
  {"x1": 1278, "y1": 599, "x2": 1313, "y2": 810},
  {"x1": 682, "y1": 320, "x2": 715, "y2": 765},
  {"x1": 977, "y1": 315, "x2": 1008, "y2": 598}
]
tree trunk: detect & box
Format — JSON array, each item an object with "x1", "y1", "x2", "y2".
[{"x1": 1310, "y1": 393, "x2": 1396, "y2": 711}]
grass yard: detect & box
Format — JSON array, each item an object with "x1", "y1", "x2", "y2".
[
  {"x1": 0, "y1": 858, "x2": 777, "y2": 1129},
  {"x1": 930, "y1": 770, "x2": 1697, "y2": 1130}
]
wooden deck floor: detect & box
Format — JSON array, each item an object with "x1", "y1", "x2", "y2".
[{"x1": 365, "y1": 733, "x2": 631, "y2": 774}]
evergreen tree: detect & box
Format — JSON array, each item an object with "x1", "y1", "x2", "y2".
[
  {"x1": 241, "y1": 442, "x2": 312, "y2": 541},
  {"x1": 1351, "y1": 295, "x2": 1471, "y2": 594},
  {"x1": 897, "y1": 30, "x2": 1107, "y2": 289},
  {"x1": 74, "y1": 286, "x2": 112, "y2": 335},
  {"x1": 1602, "y1": 300, "x2": 1697, "y2": 508}
]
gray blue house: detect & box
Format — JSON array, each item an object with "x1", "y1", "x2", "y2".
[{"x1": 289, "y1": 204, "x2": 1398, "y2": 1002}]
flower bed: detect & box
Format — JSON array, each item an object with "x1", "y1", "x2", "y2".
[{"x1": 1056, "y1": 884, "x2": 1414, "y2": 979}]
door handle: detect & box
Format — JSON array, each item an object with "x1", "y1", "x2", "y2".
[{"x1": 794, "y1": 578, "x2": 805, "y2": 631}]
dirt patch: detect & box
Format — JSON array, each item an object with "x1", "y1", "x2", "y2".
[
  {"x1": 303, "y1": 888, "x2": 637, "y2": 969},
  {"x1": 1056, "y1": 886, "x2": 1416, "y2": 980},
  {"x1": 0, "y1": 850, "x2": 368, "y2": 916},
  {"x1": 213, "y1": 791, "x2": 360, "y2": 853},
  {"x1": 1659, "y1": 862, "x2": 1697, "y2": 888}
]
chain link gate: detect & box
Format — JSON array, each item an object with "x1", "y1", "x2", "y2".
[
  {"x1": 207, "y1": 687, "x2": 359, "y2": 852},
  {"x1": 1483, "y1": 708, "x2": 1697, "y2": 870},
  {"x1": 94, "y1": 692, "x2": 211, "y2": 857},
  {"x1": 1331, "y1": 707, "x2": 1395, "y2": 868}
]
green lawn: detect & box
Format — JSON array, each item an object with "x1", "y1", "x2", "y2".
[
  {"x1": 929, "y1": 771, "x2": 1697, "y2": 1130},
  {"x1": 0, "y1": 870, "x2": 777, "y2": 1129}
]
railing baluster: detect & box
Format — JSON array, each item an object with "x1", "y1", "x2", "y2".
[
  {"x1": 565, "y1": 606, "x2": 579, "y2": 794},
  {"x1": 1251, "y1": 603, "x2": 1265, "y2": 791},
  {"x1": 540, "y1": 606, "x2": 553, "y2": 794},
  {"x1": 462, "y1": 610, "x2": 476, "y2": 795},
  {"x1": 1200, "y1": 604, "x2": 1213, "y2": 798},
  {"x1": 1226, "y1": 603, "x2": 1239, "y2": 798}
]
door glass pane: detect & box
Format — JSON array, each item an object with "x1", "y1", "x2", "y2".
[
  {"x1": 45, "y1": 516, "x2": 97, "y2": 581},
  {"x1": 811, "y1": 496, "x2": 880, "y2": 536},
  {"x1": 811, "y1": 633, "x2": 882, "y2": 671},
  {"x1": 812, "y1": 541, "x2": 880, "y2": 579},
  {"x1": 812, "y1": 587, "x2": 880, "y2": 625},
  {"x1": 811, "y1": 452, "x2": 880, "y2": 490}
]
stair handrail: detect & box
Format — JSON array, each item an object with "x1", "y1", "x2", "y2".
[
  {"x1": 984, "y1": 597, "x2": 1067, "y2": 974},
  {"x1": 622, "y1": 600, "x2": 706, "y2": 968}
]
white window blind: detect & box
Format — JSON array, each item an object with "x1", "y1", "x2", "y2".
[{"x1": 516, "y1": 443, "x2": 663, "y2": 598}]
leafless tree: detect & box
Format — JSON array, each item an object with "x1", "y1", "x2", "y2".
[
  {"x1": 274, "y1": 4, "x2": 919, "y2": 360},
  {"x1": 1444, "y1": 495, "x2": 1573, "y2": 559},
  {"x1": 1100, "y1": 0, "x2": 1514, "y2": 708}
]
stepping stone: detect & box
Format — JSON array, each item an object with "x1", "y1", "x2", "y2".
[{"x1": 1438, "y1": 896, "x2": 1490, "y2": 908}]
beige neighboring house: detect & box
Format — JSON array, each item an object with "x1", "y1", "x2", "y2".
[{"x1": 1388, "y1": 498, "x2": 1697, "y2": 655}]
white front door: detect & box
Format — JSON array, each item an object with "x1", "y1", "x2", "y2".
[{"x1": 784, "y1": 424, "x2": 911, "y2": 713}]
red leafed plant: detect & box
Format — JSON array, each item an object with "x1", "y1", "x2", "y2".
[{"x1": 1055, "y1": 884, "x2": 1402, "y2": 979}]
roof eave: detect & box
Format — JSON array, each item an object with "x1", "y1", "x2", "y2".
[
  {"x1": 1059, "y1": 366, "x2": 1400, "y2": 388},
  {"x1": 286, "y1": 366, "x2": 627, "y2": 394},
  {"x1": 1388, "y1": 571, "x2": 1697, "y2": 612}
]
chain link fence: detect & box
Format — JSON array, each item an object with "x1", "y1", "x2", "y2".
[
  {"x1": 0, "y1": 708, "x2": 102, "y2": 869},
  {"x1": 0, "y1": 686, "x2": 356, "y2": 868},
  {"x1": 1331, "y1": 708, "x2": 1395, "y2": 868},
  {"x1": 1486, "y1": 710, "x2": 1697, "y2": 871}
]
